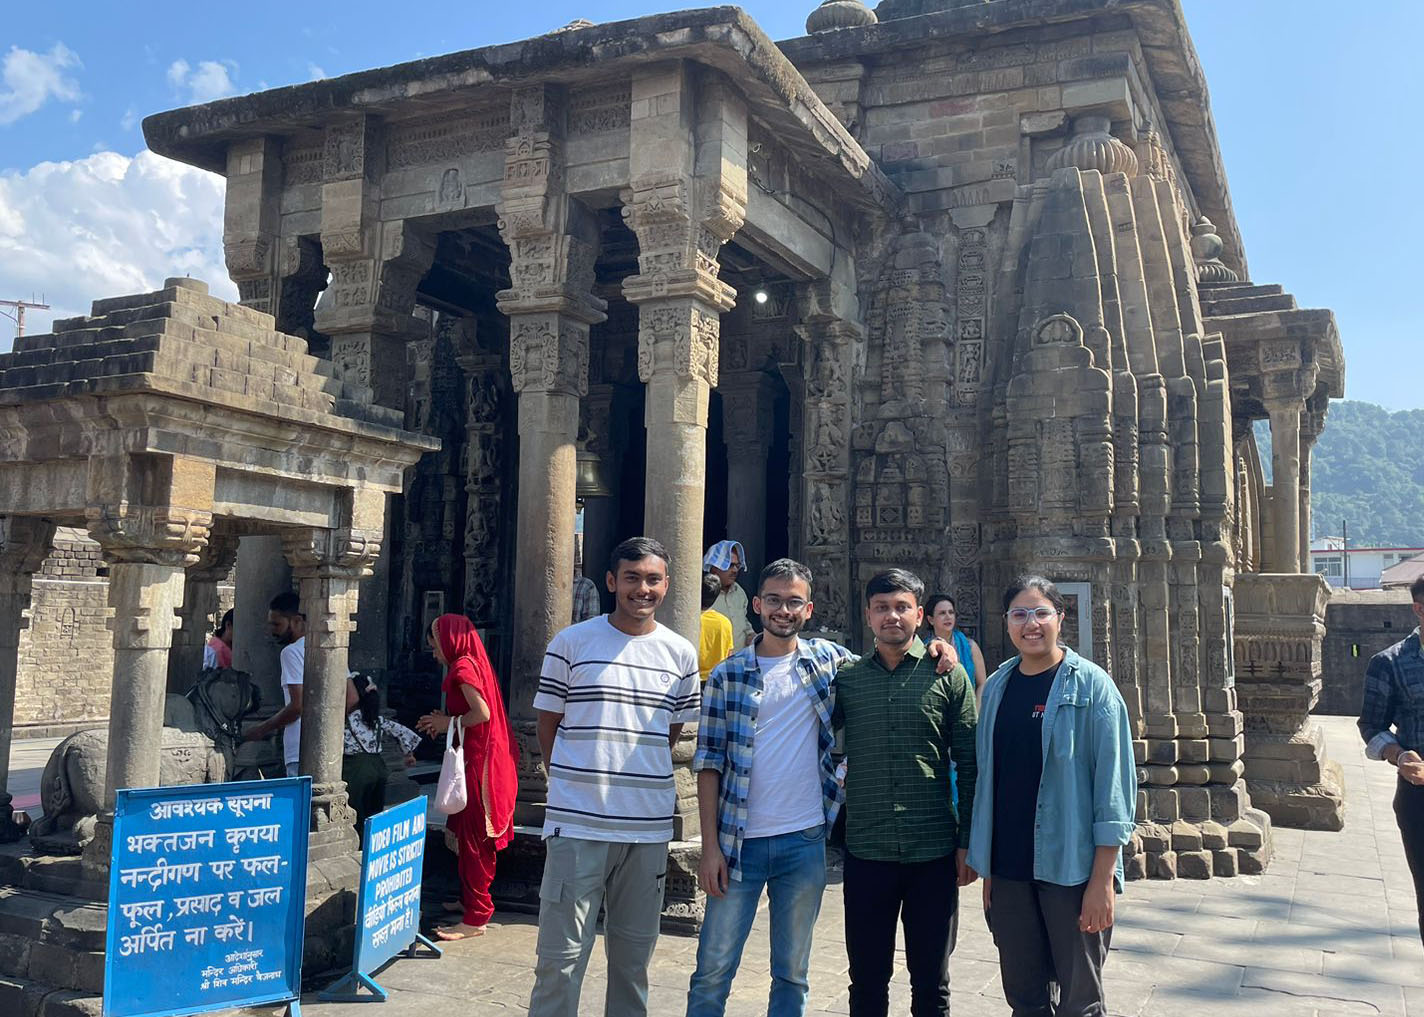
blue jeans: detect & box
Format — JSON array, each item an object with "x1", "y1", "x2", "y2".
[{"x1": 686, "y1": 823, "x2": 827, "y2": 1017}]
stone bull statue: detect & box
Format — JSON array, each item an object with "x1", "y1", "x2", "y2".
[{"x1": 29, "y1": 668, "x2": 260, "y2": 854}]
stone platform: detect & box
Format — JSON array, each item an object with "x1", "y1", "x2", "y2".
[{"x1": 208, "y1": 716, "x2": 1420, "y2": 1017}]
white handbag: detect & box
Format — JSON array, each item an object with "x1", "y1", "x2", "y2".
[{"x1": 434, "y1": 716, "x2": 468, "y2": 816}]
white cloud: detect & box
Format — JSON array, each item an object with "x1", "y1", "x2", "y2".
[
  {"x1": 0, "y1": 43, "x2": 82, "y2": 125},
  {"x1": 0, "y1": 149, "x2": 235, "y2": 349},
  {"x1": 120, "y1": 107, "x2": 138, "y2": 132},
  {"x1": 68, "y1": 108, "x2": 82, "y2": 123},
  {"x1": 166, "y1": 58, "x2": 237, "y2": 103},
  {"x1": 307, "y1": 64, "x2": 327, "y2": 81}
]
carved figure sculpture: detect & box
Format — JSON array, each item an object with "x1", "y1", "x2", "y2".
[{"x1": 29, "y1": 668, "x2": 260, "y2": 854}]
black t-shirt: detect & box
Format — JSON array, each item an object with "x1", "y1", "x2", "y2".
[{"x1": 990, "y1": 662, "x2": 1060, "y2": 881}]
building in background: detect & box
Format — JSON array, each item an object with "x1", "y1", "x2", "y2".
[{"x1": 1310, "y1": 540, "x2": 1424, "y2": 589}]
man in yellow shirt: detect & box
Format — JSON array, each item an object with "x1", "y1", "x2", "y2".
[{"x1": 699, "y1": 572, "x2": 734, "y2": 683}]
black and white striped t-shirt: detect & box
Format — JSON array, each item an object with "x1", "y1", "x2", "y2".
[{"x1": 534, "y1": 617, "x2": 700, "y2": 843}]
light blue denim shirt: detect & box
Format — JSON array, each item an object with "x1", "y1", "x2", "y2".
[{"x1": 967, "y1": 647, "x2": 1138, "y2": 890}]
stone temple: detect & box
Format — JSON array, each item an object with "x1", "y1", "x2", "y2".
[{"x1": 0, "y1": 0, "x2": 1348, "y2": 1001}]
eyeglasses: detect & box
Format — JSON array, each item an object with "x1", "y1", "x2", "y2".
[
  {"x1": 1006, "y1": 607, "x2": 1060, "y2": 626},
  {"x1": 760, "y1": 595, "x2": 807, "y2": 612}
]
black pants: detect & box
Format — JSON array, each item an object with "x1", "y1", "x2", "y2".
[
  {"x1": 986, "y1": 878, "x2": 1109, "y2": 1017},
  {"x1": 1396, "y1": 776, "x2": 1424, "y2": 946},
  {"x1": 843, "y1": 850, "x2": 958, "y2": 1017},
  {"x1": 341, "y1": 751, "x2": 388, "y2": 845}
]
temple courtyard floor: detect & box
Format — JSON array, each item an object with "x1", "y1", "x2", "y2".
[{"x1": 14, "y1": 715, "x2": 1422, "y2": 1016}]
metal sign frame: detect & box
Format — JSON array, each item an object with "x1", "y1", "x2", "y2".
[{"x1": 321, "y1": 796, "x2": 441, "y2": 1002}]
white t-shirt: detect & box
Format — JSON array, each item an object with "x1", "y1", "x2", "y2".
[
  {"x1": 279, "y1": 637, "x2": 305, "y2": 766},
  {"x1": 743, "y1": 653, "x2": 824, "y2": 838},
  {"x1": 533, "y1": 617, "x2": 700, "y2": 843}
]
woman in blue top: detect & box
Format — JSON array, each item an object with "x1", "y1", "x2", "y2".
[
  {"x1": 966, "y1": 576, "x2": 1137, "y2": 1017},
  {"x1": 925, "y1": 593, "x2": 987, "y2": 700}
]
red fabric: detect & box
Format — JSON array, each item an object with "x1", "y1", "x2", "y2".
[
  {"x1": 206, "y1": 635, "x2": 232, "y2": 670},
  {"x1": 434, "y1": 614, "x2": 519, "y2": 852},
  {"x1": 453, "y1": 816, "x2": 498, "y2": 927}
]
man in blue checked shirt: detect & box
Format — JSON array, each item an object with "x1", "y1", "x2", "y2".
[
  {"x1": 1358, "y1": 574, "x2": 1424, "y2": 946},
  {"x1": 686, "y1": 558, "x2": 958, "y2": 1017}
]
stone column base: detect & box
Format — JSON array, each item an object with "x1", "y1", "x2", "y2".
[
  {"x1": 1127, "y1": 778, "x2": 1274, "y2": 879},
  {"x1": 304, "y1": 853, "x2": 362, "y2": 974},
  {"x1": 489, "y1": 829, "x2": 704, "y2": 934},
  {"x1": 1244, "y1": 723, "x2": 1346, "y2": 831}
]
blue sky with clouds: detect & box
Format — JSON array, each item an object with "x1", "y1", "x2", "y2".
[{"x1": 2, "y1": 1, "x2": 1417, "y2": 409}]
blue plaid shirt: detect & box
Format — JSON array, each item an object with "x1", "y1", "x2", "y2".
[
  {"x1": 693, "y1": 636, "x2": 856, "y2": 880},
  {"x1": 1359, "y1": 628, "x2": 1424, "y2": 757}
]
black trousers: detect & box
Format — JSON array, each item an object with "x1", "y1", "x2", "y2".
[
  {"x1": 985, "y1": 878, "x2": 1109, "y2": 1017},
  {"x1": 843, "y1": 850, "x2": 958, "y2": 1017},
  {"x1": 1396, "y1": 776, "x2": 1424, "y2": 946}
]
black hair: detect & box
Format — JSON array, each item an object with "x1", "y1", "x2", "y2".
[
  {"x1": 608, "y1": 536, "x2": 671, "y2": 575},
  {"x1": 213, "y1": 608, "x2": 234, "y2": 637},
  {"x1": 1412, "y1": 576, "x2": 1424, "y2": 604},
  {"x1": 925, "y1": 593, "x2": 956, "y2": 617},
  {"x1": 351, "y1": 673, "x2": 380, "y2": 729},
  {"x1": 865, "y1": 569, "x2": 924, "y2": 606},
  {"x1": 758, "y1": 558, "x2": 813, "y2": 594},
  {"x1": 269, "y1": 591, "x2": 301, "y2": 617},
  {"x1": 1002, "y1": 575, "x2": 1068, "y2": 615},
  {"x1": 701, "y1": 572, "x2": 721, "y2": 610}
]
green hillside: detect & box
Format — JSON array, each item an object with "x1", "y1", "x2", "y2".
[{"x1": 1257, "y1": 401, "x2": 1424, "y2": 547}]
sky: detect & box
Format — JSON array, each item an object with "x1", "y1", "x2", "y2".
[{"x1": 0, "y1": 1, "x2": 1417, "y2": 410}]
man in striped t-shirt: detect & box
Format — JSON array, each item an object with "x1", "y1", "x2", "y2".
[{"x1": 529, "y1": 536, "x2": 701, "y2": 1017}]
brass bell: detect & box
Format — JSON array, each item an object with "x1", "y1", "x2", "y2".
[{"x1": 575, "y1": 444, "x2": 614, "y2": 500}]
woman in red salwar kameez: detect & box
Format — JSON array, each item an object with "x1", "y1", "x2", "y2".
[{"x1": 417, "y1": 614, "x2": 518, "y2": 940}]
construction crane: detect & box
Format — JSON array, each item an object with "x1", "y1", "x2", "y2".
[{"x1": 0, "y1": 297, "x2": 50, "y2": 338}]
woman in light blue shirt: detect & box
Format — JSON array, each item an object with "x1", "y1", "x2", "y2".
[{"x1": 966, "y1": 576, "x2": 1137, "y2": 1017}]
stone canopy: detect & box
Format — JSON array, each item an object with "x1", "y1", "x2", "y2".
[{"x1": 0, "y1": 278, "x2": 435, "y2": 919}]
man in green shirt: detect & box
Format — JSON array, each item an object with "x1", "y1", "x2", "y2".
[{"x1": 833, "y1": 569, "x2": 978, "y2": 1017}]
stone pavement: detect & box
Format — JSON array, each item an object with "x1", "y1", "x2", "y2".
[
  {"x1": 12, "y1": 717, "x2": 1418, "y2": 1015},
  {"x1": 271, "y1": 715, "x2": 1417, "y2": 1017}
]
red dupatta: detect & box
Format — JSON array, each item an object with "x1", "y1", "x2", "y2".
[{"x1": 434, "y1": 614, "x2": 519, "y2": 849}]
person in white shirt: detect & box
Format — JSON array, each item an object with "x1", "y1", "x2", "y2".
[
  {"x1": 529, "y1": 537, "x2": 701, "y2": 1017},
  {"x1": 244, "y1": 592, "x2": 358, "y2": 777},
  {"x1": 704, "y1": 540, "x2": 755, "y2": 647},
  {"x1": 244, "y1": 591, "x2": 306, "y2": 777}
]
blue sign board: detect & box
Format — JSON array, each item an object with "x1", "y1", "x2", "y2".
[
  {"x1": 322, "y1": 796, "x2": 439, "y2": 1001},
  {"x1": 104, "y1": 778, "x2": 310, "y2": 1017}
]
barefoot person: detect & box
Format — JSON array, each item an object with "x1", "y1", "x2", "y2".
[
  {"x1": 417, "y1": 614, "x2": 518, "y2": 941},
  {"x1": 968, "y1": 576, "x2": 1137, "y2": 1017}
]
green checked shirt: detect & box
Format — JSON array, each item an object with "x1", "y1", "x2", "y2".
[{"x1": 833, "y1": 637, "x2": 978, "y2": 863}]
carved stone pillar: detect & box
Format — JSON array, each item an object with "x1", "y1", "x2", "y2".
[
  {"x1": 314, "y1": 116, "x2": 435, "y2": 411},
  {"x1": 0, "y1": 517, "x2": 54, "y2": 842},
  {"x1": 232, "y1": 535, "x2": 291, "y2": 723},
  {"x1": 1233, "y1": 572, "x2": 1345, "y2": 830},
  {"x1": 1265, "y1": 400, "x2": 1302, "y2": 574},
  {"x1": 82, "y1": 469, "x2": 214, "y2": 881},
  {"x1": 1299, "y1": 404, "x2": 1325, "y2": 571},
  {"x1": 283, "y1": 518, "x2": 380, "y2": 860},
  {"x1": 796, "y1": 305, "x2": 859, "y2": 640},
  {"x1": 621, "y1": 66, "x2": 747, "y2": 644},
  {"x1": 496, "y1": 84, "x2": 607, "y2": 752},
  {"x1": 719, "y1": 372, "x2": 778, "y2": 578},
  {"x1": 225, "y1": 140, "x2": 328, "y2": 341},
  {"x1": 168, "y1": 532, "x2": 239, "y2": 692},
  {"x1": 455, "y1": 342, "x2": 508, "y2": 632}
]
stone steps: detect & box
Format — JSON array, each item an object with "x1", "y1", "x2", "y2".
[{"x1": 0, "y1": 888, "x2": 106, "y2": 1008}]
